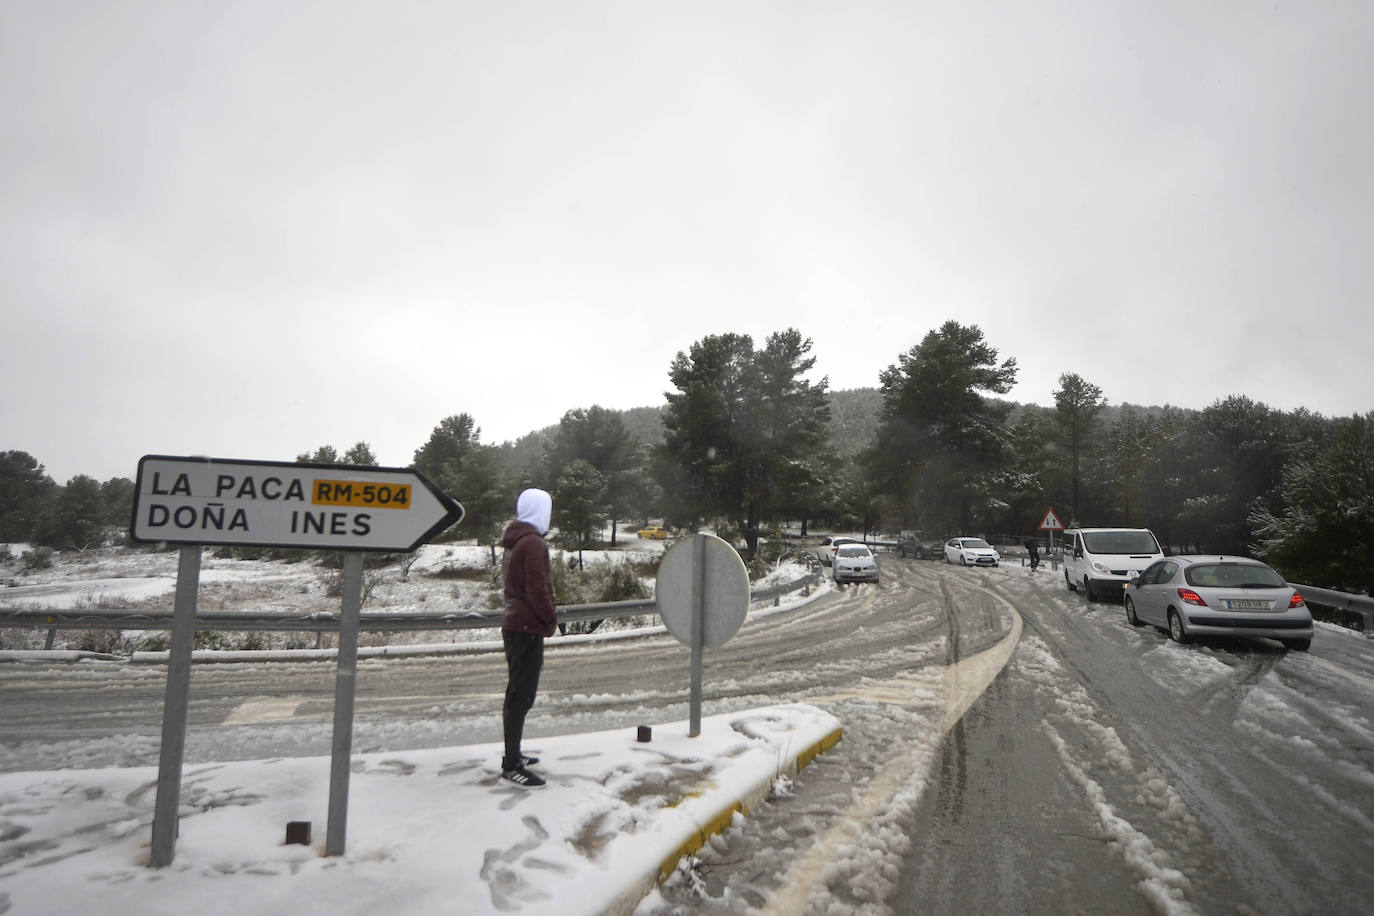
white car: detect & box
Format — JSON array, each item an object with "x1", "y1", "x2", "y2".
[
  {"x1": 832, "y1": 544, "x2": 880, "y2": 585},
  {"x1": 944, "y1": 537, "x2": 1000, "y2": 567},
  {"x1": 813, "y1": 535, "x2": 860, "y2": 567}
]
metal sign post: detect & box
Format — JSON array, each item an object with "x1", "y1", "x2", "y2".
[
  {"x1": 326, "y1": 553, "x2": 364, "y2": 856},
  {"x1": 689, "y1": 534, "x2": 706, "y2": 736},
  {"x1": 149, "y1": 545, "x2": 201, "y2": 868}
]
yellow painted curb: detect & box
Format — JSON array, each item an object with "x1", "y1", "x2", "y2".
[{"x1": 654, "y1": 724, "x2": 844, "y2": 882}]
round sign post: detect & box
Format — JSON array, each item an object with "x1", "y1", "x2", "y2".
[{"x1": 656, "y1": 533, "x2": 750, "y2": 736}]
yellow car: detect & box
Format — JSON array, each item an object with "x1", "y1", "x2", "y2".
[{"x1": 637, "y1": 526, "x2": 669, "y2": 539}]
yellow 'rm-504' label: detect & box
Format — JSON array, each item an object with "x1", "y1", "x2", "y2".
[{"x1": 311, "y1": 480, "x2": 411, "y2": 509}]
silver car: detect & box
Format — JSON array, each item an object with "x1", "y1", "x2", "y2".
[
  {"x1": 1124, "y1": 555, "x2": 1313, "y2": 651},
  {"x1": 832, "y1": 544, "x2": 880, "y2": 585}
]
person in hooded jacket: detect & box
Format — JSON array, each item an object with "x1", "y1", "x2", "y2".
[{"x1": 498, "y1": 488, "x2": 557, "y2": 787}]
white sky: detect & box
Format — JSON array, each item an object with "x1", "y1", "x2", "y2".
[{"x1": 3, "y1": 0, "x2": 1371, "y2": 484}]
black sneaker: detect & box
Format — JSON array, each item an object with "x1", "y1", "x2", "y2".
[
  {"x1": 501, "y1": 766, "x2": 546, "y2": 787},
  {"x1": 521, "y1": 754, "x2": 539, "y2": 766}
]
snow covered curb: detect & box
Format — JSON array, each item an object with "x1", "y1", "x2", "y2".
[{"x1": 599, "y1": 705, "x2": 844, "y2": 916}]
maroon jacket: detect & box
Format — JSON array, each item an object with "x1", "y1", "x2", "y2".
[{"x1": 500, "y1": 520, "x2": 557, "y2": 637}]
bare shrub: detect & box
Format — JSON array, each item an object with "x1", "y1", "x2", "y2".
[
  {"x1": 74, "y1": 629, "x2": 133, "y2": 655},
  {"x1": 431, "y1": 564, "x2": 492, "y2": 581}
]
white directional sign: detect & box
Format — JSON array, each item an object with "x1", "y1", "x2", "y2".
[{"x1": 131, "y1": 455, "x2": 463, "y2": 552}]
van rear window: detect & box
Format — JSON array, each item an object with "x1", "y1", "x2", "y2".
[{"x1": 1081, "y1": 531, "x2": 1160, "y2": 555}]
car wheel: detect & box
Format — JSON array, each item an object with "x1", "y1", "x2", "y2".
[
  {"x1": 1065, "y1": 569, "x2": 1077, "y2": 592},
  {"x1": 1168, "y1": 610, "x2": 1189, "y2": 644},
  {"x1": 1283, "y1": 638, "x2": 1311, "y2": 651},
  {"x1": 1124, "y1": 596, "x2": 1142, "y2": 627}
]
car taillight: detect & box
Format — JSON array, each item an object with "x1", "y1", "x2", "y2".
[
  {"x1": 1177, "y1": 588, "x2": 1208, "y2": 607},
  {"x1": 1290, "y1": 593, "x2": 1306, "y2": 608}
]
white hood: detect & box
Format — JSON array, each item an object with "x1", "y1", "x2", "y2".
[{"x1": 516, "y1": 488, "x2": 552, "y2": 535}]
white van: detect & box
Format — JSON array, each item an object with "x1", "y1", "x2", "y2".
[{"x1": 1063, "y1": 527, "x2": 1164, "y2": 600}]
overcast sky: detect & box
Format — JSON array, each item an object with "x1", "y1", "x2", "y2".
[{"x1": 3, "y1": 1, "x2": 1370, "y2": 485}]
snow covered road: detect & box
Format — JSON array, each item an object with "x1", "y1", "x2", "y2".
[{"x1": 2, "y1": 557, "x2": 1371, "y2": 915}]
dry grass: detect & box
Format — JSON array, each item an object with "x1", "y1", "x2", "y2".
[{"x1": 430, "y1": 564, "x2": 495, "y2": 581}]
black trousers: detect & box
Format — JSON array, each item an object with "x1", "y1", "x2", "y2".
[{"x1": 502, "y1": 629, "x2": 545, "y2": 770}]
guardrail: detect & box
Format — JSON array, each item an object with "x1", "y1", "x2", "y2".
[
  {"x1": 0, "y1": 572, "x2": 822, "y2": 651},
  {"x1": 1295, "y1": 583, "x2": 1374, "y2": 634}
]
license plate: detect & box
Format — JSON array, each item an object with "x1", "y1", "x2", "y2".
[{"x1": 1227, "y1": 599, "x2": 1270, "y2": 610}]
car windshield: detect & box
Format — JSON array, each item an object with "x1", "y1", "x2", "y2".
[
  {"x1": 1185, "y1": 563, "x2": 1286, "y2": 589},
  {"x1": 837, "y1": 546, "x2": 871, "y2": 558},
  {"x1": 1081, "y1": 530, "x2": 1160, "y2": 555},
  {"x1": 960, "y1": 539, "x2": 991, "y2": 549}
]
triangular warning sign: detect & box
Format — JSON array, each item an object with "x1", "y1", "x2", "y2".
[{"x1": 1039, "y1": 508, "x2": 1064, "y2": 530}]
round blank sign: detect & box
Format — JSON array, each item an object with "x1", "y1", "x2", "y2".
[{"x1": 656, "y1": 533, "x2": 750, "y2": 648}]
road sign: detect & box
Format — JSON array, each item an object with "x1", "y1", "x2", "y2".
[
  {"x1": 131, "y1": 455, "x2": 463, "y2": 552},
  {"x1": 657, "y1": 533, "x2": 750, "y2": 737},
  {"x1": 1038, "y1": 508, "x2": 1065, "y2": 531},
  {"x1": 657, "y1": 533, "x2": 750, "y2": 648}
]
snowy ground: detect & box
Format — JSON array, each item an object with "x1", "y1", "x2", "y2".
[
  {"x1": 2, "y1": 532, "x2": 813, "y2": 661},
  {"x1": 0, "y1": 535, "x2": 851, "y2": 916},
  {"x1": 4, "y1": 542, "x2": 1369, "y2": 914},
  {"x1": 0, "y1": 536, "x2": 666, "y2": 621},
  {"x1": 0, "y1": 534, "x2": 811, "y2": 652},
  {"x1": 0, "y1": 704, "x2": 841, "y2": 916}
]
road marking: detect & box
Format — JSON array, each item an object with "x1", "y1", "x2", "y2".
[
  {"x1": 224, "y1": 698, "x2": 302, "y2": 724},
  {"x1": 759, "y1": 580, "x2": 1023, "y2": 915}
]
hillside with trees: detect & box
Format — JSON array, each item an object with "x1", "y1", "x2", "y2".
[{"x1": 3, "y1": 322, "x2": 1370, "y2": 596}]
